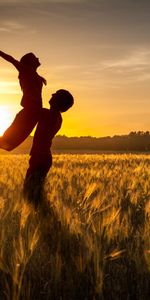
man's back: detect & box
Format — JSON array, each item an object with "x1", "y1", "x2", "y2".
[{"x1": 30, "y1": 107, "x2": 62, "y2": 155}]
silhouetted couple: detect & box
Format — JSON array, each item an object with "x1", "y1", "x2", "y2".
[{"x1": 0, "y1": 50, "x2": 74, "y2": 205}]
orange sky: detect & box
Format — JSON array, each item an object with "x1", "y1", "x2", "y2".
[{"x1": 0, "y1": 0, "x2": 150, "y2": 137}]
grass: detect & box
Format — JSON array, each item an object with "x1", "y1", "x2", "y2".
[{"x1": 0, "y1": 154, "x2": 150, "y2": 300}]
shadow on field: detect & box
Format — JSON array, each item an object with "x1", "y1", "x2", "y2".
[
  {"x1": 0, "y1": 185, "x2": 96, "y2": 300},
  {"x1": 0, "y1": 181, "x2": 150, "y2": 300}
]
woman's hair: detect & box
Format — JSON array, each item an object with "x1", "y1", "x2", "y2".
[
  {"x1": 20, "y1": 53, "x2": 39, "y2": 68},
  {"x1": 52, "y1": 89, "x2": 74, "y2": 112}
]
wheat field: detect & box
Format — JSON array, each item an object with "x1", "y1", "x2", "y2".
[{"x1": 0, "y1": 154, "x2": 150, "y2": 300}]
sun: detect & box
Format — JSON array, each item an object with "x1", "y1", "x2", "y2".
[{"x1": 0, "y1": 107, "x2": 12, "y2": 136}]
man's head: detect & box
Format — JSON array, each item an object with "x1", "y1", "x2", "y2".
[
  {"x1": 49, "y1": 89, "x2": 74, "y2": 112},
  {"x1": 20, "y1": 53, "x2": 40, "y2": 69}
]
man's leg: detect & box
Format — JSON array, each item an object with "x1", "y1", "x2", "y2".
[{"x1": 23, "y1": 154, "x2": 52, "y2": 206}]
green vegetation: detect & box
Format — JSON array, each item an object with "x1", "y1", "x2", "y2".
[{"x1": 0, "y1": 154, "x2": 150, "y2": 299}]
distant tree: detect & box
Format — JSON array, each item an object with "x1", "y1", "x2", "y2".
[
  {"x1": 129, "y1": 131, "x2": 137, "y2": 136},
  {"x1": 137, "y1": 131, "x2": 144, "y2": 136}
]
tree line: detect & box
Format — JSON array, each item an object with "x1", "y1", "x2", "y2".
[
  {"x1": 1, "y1": 131, "x2": 150, "y2": 154},
  {"x1": 52, "y1": 131, "x2": 150, "y2": 152}
]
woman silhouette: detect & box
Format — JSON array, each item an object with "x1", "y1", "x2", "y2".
[{"x1": 0, "y1": 50, "x2": 46, "y2": 150}]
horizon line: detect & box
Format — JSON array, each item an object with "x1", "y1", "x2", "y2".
[{"x1": 29, "y1": 131, "x2": 150, "y2": 139}]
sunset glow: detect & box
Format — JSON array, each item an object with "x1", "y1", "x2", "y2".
[
  {"x1": 0, "y1": 0, "x2": 150, "y2": 137},
  {"x1": 0, "y1": 107, "x2": 12, "y2": 136}
]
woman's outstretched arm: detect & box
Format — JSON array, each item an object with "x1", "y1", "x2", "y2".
[{"x1": 0, "y1": 50, "x2": 20, "y2": 70}]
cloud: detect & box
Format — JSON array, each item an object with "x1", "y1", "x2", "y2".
[
  {"x1": 0, "y1": 20, "x2": 24, "y2": 32},
  {"x1": 102, "y1": 50, "x2": 150, "y2": 69},
  {"x1": 0, "y1": 81, "x2": 20, "y2": 94},
  {"x1": 0, "y1": 19, "x2": 36, "y2": 35},
  {"x1": 0, "y1": 81, "x2": 18, "y2": 87},
  {"x1": 45, "y1": 48, "x2": 150, "y2": 90}
]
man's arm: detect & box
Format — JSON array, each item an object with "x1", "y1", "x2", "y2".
[{"x1": 0, "y1": 50, "x2": 20, "y2": 70}]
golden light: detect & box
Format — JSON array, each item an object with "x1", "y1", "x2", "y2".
[{"x1": 0, "y1": 106, "x2": 12, "y2": 136}]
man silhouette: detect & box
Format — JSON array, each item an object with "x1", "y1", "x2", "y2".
[{"x1": 23, "y1": 89, "x2": 74, "y2": 204}]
